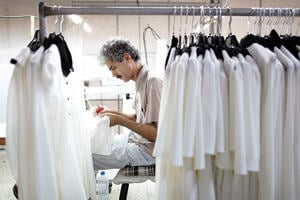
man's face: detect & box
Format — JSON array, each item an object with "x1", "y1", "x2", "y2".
[{"x1": 105, "y1": 54, "x2": 133, "y2": 82}]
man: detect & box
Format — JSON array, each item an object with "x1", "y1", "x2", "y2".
[{"x1": 92, "y1": 37, "x2": 163, "y2": 170}]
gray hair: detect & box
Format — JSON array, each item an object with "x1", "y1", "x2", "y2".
[{"x1": 99, "y1": 37, "x2": 140, "y2": 64}]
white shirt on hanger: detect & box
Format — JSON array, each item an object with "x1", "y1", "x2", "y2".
[{"x1": 202, "y1": 50, "x2": 217, "y2": 155}]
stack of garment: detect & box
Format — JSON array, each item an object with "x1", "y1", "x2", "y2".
[{"x1": 153, "y1": 33, "x2": 300, "y2": 200}]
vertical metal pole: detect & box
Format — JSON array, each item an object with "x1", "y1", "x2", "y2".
[{"x1": 39, "y1": 2, "x2": 47, "y2": 42}]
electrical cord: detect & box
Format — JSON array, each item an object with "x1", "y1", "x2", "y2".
[{"x1": 143, "y1": 25, "x2": 161, "y2": 65}]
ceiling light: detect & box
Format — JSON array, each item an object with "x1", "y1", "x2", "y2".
[
  {"x1": 83, "y1": 22, "x2": 92, "y2": 33},
  {"x1": 68, "y1": 14, "x2": 83, "y2": 24}
]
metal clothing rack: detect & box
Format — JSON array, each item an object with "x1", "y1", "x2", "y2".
[{"x1": 38, "y1": 2, "x2": 300, "y2": 41}]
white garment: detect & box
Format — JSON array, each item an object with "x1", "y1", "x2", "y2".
[
  {"x1": 238, "y1": 54, "x2": 261, "y2": 172},
  {"x1": 42, "y1": 45, "x2": 87, "y2": 200},
  {"x1": 245, "y1": 55, "x2": 261, "y2": 172},
  {"x1": 210, "y1": 50, "x2": 225, "y2": 154},
  {"x1": 280, "y1": 46, "x2": 300, "y2": 199},
  {"x1": 155, "y1": 48, "x2": 177, "y2": 200},
  {"x1": 154, "y1": 49, "x2": 178, "y2": 159},
  {"x1": 223, "y1": 51, "x2": 247, "y2": 175},
  {"x1": 88, "y1": 115, "x2": 113, "y2": 155},
  {"x1": 274, "y1": 47, "x2": 296, "y2": 200},
  {"x1": 215, "y1": 59, "x2": 233, "y2": 170},
  {"x1": 66, "y1": 72, "x2": 96, "y2": 200},
  {"x1": 202, "y1": 50, "x2": 217, "y2": 155},
  {"x1": 7, "y1": 45, "x2": 96, "y2": 200},
  {"x1": 247, "y1": 43, "x2": 281, "y2": 200},
  {"x1": 183, "y1": 46, "x2": 200, "y2": 157},
  {"x1": 169, "y1": 52, "x2": 188, "y2": 166},
  {"x1": 194, "y1": 54, "x2": 206, "y2": 170},
  {"x1": 7, "y1": 47, "x2": 59, "y2": 200},
  {"x1": 198, "y1": 156, "x2": 216, "y2": 200}
]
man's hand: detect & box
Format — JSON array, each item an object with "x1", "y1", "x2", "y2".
[
  {"x1": 94, "y1": 106, "x2": 120, "y2": 127},
  {"x1": 104, "y1": 113, "x2": 119, "y2": 127}
]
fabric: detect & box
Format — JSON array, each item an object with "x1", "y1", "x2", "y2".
[
  {"x1": 129, "y1": 66, "x2": 163, "y2": 156},
  {"x1": 154, "y1": 41, "x2": 300, "y2": 200},
  {"x1": 121, "y1": 165, "x2": 155, "y2": 176},
  {"x1": 201, "y1": 50, "x2": 217, "y2": 155},
  {"x1": 7, "y1": 47, "x2": 59, "y2": 200},
  {"x1": 182, "y1": 46, "x2": 200, "y2": 157},
  {"x1": 247, "y1": 43, "x2": 281, "y2": 200},
  {"x1": 7, "y1": 45, "x2": 96, "y2": 200},
  {"x1": 238, "y1": 53, "x2": 261, "y2": 172},
  {"x1": 194, "y1": 54, "x2": 205, "y2": 170},
  {"x1": 88, "y1": 115, "x2": 113, "y2": 155},
  {"x1": 156, "y1": 54, "x2": 181, "y2": 160},
  {"x1": 92, "y1": 132, "x2": 155, "y2": 170},
  {"x1": 274, "y1": 47, "x2": 296, "y2": 200},
  {"x1": 153, "y1": 48, "x2": 177, "y2": 159}
]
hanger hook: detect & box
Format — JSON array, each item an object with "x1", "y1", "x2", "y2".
[
  {"x1": 184, "y1": 6, "x2": 189, "y2": 34},
  {"x1": 208, "y1": 7, "x2": 212, "y2": 34},
  {"x1": 218, "y1": 7, "x2": 222, "y2": 35},
  {"x1": 172, "y1": 6, "x2": 176, "y2": 35},
  {"x1": 259, "y1": 8, "x2": 265, "y2": 36},
  {"x1": 199, "y1": 5, "x2": 204, "y2": 34},
  {"x1": 274, "y1": 8, "x2": 281, "y2": 30},
  {"x1": 214, "y1": 7, "x2": 218, "y2": 35},
  {"x1": 179, "y1": 6, "x2": 183, "y2": 35},
  {"x1": 247, "y1": 8, "x2": 253, "y2": 34},
  {"x1": 280, "y1": 8, "x2": 287, "y2": 35},
  {"x1": 265, "y1": 8, "x2": 273, "y2": 35},
  {"x1": 53, "y1": 5, "x2": 58, "y2": 32},
  {"x1": 228, "y1": 7, "x2": 232, "y2": 35},
  {"x1": 59, "y1": 6, "x2": 64, "y2": 33},
  {"x1": 191, "y1": 6, "x2": 195, "y2": 33},
  {"x1": 253, "y1": 8, "x2": 259, "y2": 34},
  {"x1": 290, "y1": 8, "x2": 295, "y2": 35},
  {"x1": 287, "y1": 8, "x2": 294, "y2": 35}
]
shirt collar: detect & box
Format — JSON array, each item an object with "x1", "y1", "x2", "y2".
[{"x1": 135, "y1": 65, "x2": 149, "y2": 91}]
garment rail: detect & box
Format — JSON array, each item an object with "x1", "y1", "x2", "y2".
[{"x1": 38, "y1": 2, "x2": 300, "y2": 42}]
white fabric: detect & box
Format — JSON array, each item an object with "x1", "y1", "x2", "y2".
[
  {"x1": 169, "y1": 52, "x2": 188, "y2": 166},
  {"x1": 88, "y1": 114, "x2": 113, "y2": 155},
  {"x1": 155, "y1": 42, "x2": 300, "y2": 200},
  {"x1": 210, "y1": 50, "x2": 225, "y2": 154},
  {"x1": 280, "y1": 46, "x2": 300, "y2": 199},
  {"x1": 198, "y1": 156, "x2": 216, "y2": 200},
  {"x1": 223, "y1": 52, "x2": 247, "y2": 175},
  {"x1": 238, "y1": 54, "x2": 261, "y2": 172},
  {"x1": 41, "y1": 45, "x2": 88, "y2": 200},
  {"x1": 7, "y1": 47, "x2": 59, "y2": 200},
  {"x1": 247, "y1": 43, "x2": 281, "y2": 200},
  {"x1": 202, "y1": 50, "x2": 217, "y2": 155},
  {"x1": 215, "y1": 59, "x2": 232, "y2": 170},
  {"x1": 274, "y1": 47, "x2": 296, "y2": 200},
  {"x1": 183, "y1": 46, "x2": 200, "y2": 157},
  {"x1": 245, "y1": 55, "x2": 261, "y2": 172},
  {"x1": 154, "y1": 49, "x2": 178, "y2": 159},
  {"x1": 7, "y1": 45, "x2": 96, "y2": 200},
  {"x1": 66, "y1": 72, "x2": 96, "y2": 199},
  {"x1": 194, "y1": 54, "x2": 205, "y2": 170}
]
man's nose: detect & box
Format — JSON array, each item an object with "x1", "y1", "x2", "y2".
[{"x1": 111, "y1": 71, "x2": 117, "y2": 77}]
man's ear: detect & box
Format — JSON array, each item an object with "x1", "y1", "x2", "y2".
[{"x1": 123, "y1": 53, "x2": 131, "y2": 62}]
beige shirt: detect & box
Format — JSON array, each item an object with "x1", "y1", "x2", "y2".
[{"x1": 128, "y1": 66, "x2": 163, "y2": 156}]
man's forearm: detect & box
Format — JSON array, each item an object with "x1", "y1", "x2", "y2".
[
  {"x1": 117, "y1": 115, "x2": 157, "y2": 141},
  {"x1": 108, "y1": 110, "x2": 136, "y2": 121}
]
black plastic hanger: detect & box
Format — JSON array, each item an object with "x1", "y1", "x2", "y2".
[{"x1": 27, "y1": 30, "x2": 41, "y2": 52}]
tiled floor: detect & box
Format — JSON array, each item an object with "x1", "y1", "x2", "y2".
[{"x1": 0, "y1": 146, "x2": 156, "y2": 200}]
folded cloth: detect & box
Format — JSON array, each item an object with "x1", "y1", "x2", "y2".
[{"x1": 121, "y1": 165, "x2": 155, "y2": 176}]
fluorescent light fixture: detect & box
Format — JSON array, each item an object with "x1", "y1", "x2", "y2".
[
  {"x1": 68, "y1": 14, "x2": 83, "y2": 24},
  {"x1": 83, "y1": 22, "x2": 92, "y2": 33}
]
